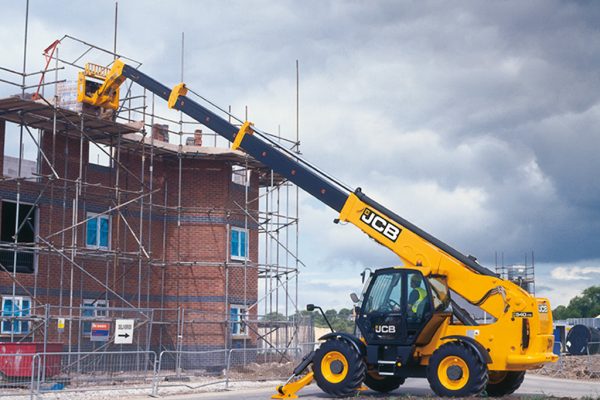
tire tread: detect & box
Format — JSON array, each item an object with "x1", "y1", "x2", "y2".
[
  {"x1": 426, "y1": 341, "x2": 488, "y2": 397},
  {"x1": 313, "y1": 339, "x2": 366, "y2": 397},
  {"x1": 486, "y1": 371, "x2": 525, "y2": 397}
]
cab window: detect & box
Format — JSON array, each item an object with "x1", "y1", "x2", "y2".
[{"x1": 364, "y1": 272, "x2": 402, "y2": 313}]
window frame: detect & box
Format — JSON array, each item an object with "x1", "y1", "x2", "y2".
[
  {"x1": 1, "y1": 295, "x2": 31, "y2": 335},
  {"x1": 85, "y1": 212, "x2": 111, "y2": 250},
  {"x1": 230, "y1": 227, "x2": 248, "y2": 261},
  {"x1": 230, "y1": 304, "x2": 248, "y2": 337},
  {"x1": 231, "y1": 165, "x2": 251, "y2": 187}
]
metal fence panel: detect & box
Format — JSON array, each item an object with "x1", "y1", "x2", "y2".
[{"x1": 34, "y1": 350, "x2": 156, "y2": 394}]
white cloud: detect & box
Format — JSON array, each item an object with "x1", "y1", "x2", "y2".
[{"x1": 550, "y1": 266, "x2": 600, "y2": 281}]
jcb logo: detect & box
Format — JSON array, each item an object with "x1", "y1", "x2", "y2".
[
  {"x1": 374, "y1": 325, "x2": 396, "y2": 334},
  {"x1": 360, "y1": 208, "x2": 402, "y2": 242}
]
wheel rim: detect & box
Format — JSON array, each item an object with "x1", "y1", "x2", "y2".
[
  {"x1": 488, "y1": 371, "x2": 507, "y2": 384},
  {"x1": 438, "y1": 355, "x2": 469, "y2": 391},
  {"x1": 321, "y1": 351, "x2": 349, "y2": 383}
]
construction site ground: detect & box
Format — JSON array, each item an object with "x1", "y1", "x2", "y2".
[
  {"x1": 22, "y1": 361, "x2": 599, "y2": 400},
  {"x1": 142, "y1": 375, "x2": 600, "y2": 400},
  {"x1": 531, "y1": 354, "x2": 600, "y2": 380}
]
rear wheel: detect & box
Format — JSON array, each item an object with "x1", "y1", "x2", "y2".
[
  {"x1": 486, "y1": 371, "x2": 525, "y2": 396},
  {"x1": 427, "y1": 341, "x2": 488, "y2": 397},
  {"x1": 313, "y1": 339, "x2": 366, "y2": 397},
  {"x1": 364, "y1": 371, "x2": 405, "y2": 393}
]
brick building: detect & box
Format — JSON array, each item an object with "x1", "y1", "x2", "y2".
[{"x1": 0, "y1": 97, "x2": 283, "y2": 354}]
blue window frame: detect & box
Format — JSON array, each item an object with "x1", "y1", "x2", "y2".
[
  {"x1": 230, "y1": 305, "x2": 247, "y2": 336},
  {"x1": 86, "y1": 213, "x2": 110, "y2": 249},
  {"x1": 1, "y1": 296, "x2": 31, "y2": 334},
  {"x1": 230, "y1": 227, "x2": 248, "y2": 261}
]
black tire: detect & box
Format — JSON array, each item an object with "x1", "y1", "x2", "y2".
[
  {"x1": 364, "y1": 371, "x2": 405, "y2": 393},
  {"x1": 485, "y1": 371, "x2": 525, "y2": 397},
  {"x1": 426, "y1": 341, "x2": 488, "y2": 397},
  {"x1": 313, "y1": 339, "x2": 366, "y2": 397}
]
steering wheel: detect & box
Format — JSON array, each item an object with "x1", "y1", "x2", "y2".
[{"x1": 387, "y1": 298, "x2": 401, "y2": 310}]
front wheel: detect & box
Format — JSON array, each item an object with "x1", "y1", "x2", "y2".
[
  {"x1": 426, "y1": 341, "x2": 488, "y2": 397},
  {"x1": 313, "y1": 339, "x2": 366, "y2": 397},
  {"x1": 486, "y1": 371, "x2": 525, "y2": 396}
]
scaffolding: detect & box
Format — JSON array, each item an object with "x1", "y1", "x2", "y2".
[
  {"x1": 494, "y1": 251, "x2": 536, "y2": 295},
  {"x1": 0, "y1": 1, "x2": 309, "y2": 366}
]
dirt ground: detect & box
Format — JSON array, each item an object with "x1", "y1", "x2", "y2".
[
  {"x1": 226, "y1": 361, "x2": 295, "y2": 380},
  {"x1": 531, "y1": 354, "x2": 600, "y2": 380}
]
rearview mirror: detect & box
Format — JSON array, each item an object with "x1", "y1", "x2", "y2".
[
  {"x1": 306, "y1": 304, "x2": 315, "y2": 312},
  {"x1": 350, "y1": 293, "x2": 360, "y2": 303}
]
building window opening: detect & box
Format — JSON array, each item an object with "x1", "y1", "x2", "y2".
[
  {"x1": 231, "y1": 165, "x2": 251, "y2": 186},
  {"x1": 230, "y1": 305, "x2": 248, "y2": 336},
  {"x1": 86, "y1": 213, "x2": 110, "y2": 249},
  {"x1": 0, "y1": 201, "x2": 36, "y2": 273},
  {"x1": 88, "y1": 142, "x2": 113, "y2": 167},
  {"x1": 1, "y1": 296, "x2": 31, "y2": 335},
  {"x1": 81, "y1": 299, "x2": 109, "y2": 335},
  {"x1": 3, "y1": 122, "x2": 39, "y2": 179},
  {"x1": 230, "y1": 227, "x2": 248, "y2": 260}
]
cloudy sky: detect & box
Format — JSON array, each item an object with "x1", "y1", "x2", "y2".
[{"x1": 1, "y1": 1, "x2": 599, "y2": 311}]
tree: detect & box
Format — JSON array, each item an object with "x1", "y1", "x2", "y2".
[
  {"x1": 552, "y1": 285, "x2": 600, "y2": 320},
  {"x1": 261, "y1": 311, "x2": 286, "y2": 321}
]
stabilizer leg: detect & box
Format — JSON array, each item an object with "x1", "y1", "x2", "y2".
[
  {"x1": 272, "y1": 350, "x2": 315, "y2": 399},
  {"x1": 272, "y1": 372, "x2": 314, "y2": 399}
]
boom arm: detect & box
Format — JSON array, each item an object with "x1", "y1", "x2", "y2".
[
  {"x1": 101, "y1": 60, "x2": 527, "y2": 316},
  {"x1": 119, "y1": 62, "x2": 350, "y2": 211}
]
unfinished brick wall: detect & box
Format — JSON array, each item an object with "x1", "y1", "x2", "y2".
[{"x1": 0, "y1": 126, "x2": 260, "y2": 351}]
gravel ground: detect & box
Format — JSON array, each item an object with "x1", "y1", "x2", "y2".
[{"x1": 531, "y1": 354, "x2": 600, "y2": 380}]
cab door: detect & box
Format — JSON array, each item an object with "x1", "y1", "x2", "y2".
[
  {"x1": 356, "y1": 269, "x2": 407, "y2": 344},
  {"x1": 357, "y1": 269, "x2": 433, "y2": 346}
]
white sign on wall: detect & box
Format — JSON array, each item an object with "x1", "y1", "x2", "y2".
[{"x1": 114, "y1": 319, "x2": 134, "y2": 344}]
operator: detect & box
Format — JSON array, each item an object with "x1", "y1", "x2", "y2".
[{"x1": 408, "y1": 274, "x2": 427, "y2": 316}]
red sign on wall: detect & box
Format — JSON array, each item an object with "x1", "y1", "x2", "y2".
[{"x1": 90, "y1": 322, "x2": 110, "y2": 342}]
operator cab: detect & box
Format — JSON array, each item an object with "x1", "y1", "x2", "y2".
[{"x1": 357, "y1": 268, "x2": 451, "y2": 346}]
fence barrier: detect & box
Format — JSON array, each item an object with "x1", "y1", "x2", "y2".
[
  {"x1": 152, "y1": 349, "x2": 229, "y2": 396},
  {"x1": 224, "y1": 346, "x2": 302, "y2": 389},
  {"x1": 587, "y1": 341, "x2": 600, "y2": 374},
  {"x1": 33, "y1": 350, "x2": 156, "y2": 397}
]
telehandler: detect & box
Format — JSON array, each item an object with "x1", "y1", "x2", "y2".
[{"x1": 78, "y1": 59, "x2": 558, "y2": 398}]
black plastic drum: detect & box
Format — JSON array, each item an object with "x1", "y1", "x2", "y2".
[{"x1": 565, "y1": 324, "x2": 600, "y2": 355}]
